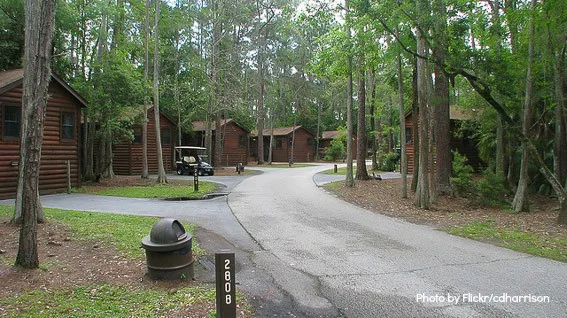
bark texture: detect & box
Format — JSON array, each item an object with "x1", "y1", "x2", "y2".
[
  {"x1": 15, "y1": 0, "x2": 57, "y2": 268},
  {"x1": 153, "y1": 0, "x2": 167, "y2": 184}
]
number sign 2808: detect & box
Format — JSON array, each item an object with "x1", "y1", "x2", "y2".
[{"x1": 215, "y1": 251, "x2": 236, "y2": 318}]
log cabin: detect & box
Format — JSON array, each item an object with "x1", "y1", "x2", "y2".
[
  {"x1": 319, "y1": 130, "x2": 357, "y2": 160},
  {"x1": 250, "y1": 126, "x2": 316, "y2": 162},
  {"x1": 112, "y1": 108, "x2": 177, "y2": 175},
  {"x1": 0, "y1": 69, "x2": 86, "y2": 199},
  {"x1": 183, "y1": 119, "x2": 249, "y2": 166},
  {"x1": 405, "y1": 106, "x2": 483, "y2": 173}
]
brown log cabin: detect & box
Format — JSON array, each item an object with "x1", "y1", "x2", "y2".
[
  {"x1": 112, "y1": 108, "x2": 177, "y2": 175},
  {"x1": 183, "y1": 119, "x2": 249, "y2": 166},
  {"x1": 319, "y1": 130, "x2": 357, "y2": 160},
  {"x1": 250, "y1": 126, "x2": 316, "y2": 162},
  {"x1": 405, "y1": 106, "x2": 483, "y2": 173},
  {"x1": 0, "y1": 69, "x2": 86, "y2": 199}
]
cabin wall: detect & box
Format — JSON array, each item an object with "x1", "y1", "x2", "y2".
[
  {"x1": 182, "y1": 121, "x2": 249, "y2": 166},
  {"x1": 291, "y1": 129, "x2": 315, "y2": 162},
  {"x1": 113, "y1": 111, "x2": 175, "y2": 175},
  {"x1": 219, "y1": 121, "x2": 248, "y2": 166},
  {"x1": 404, "y1": 113, "x2": 483, "y2": 174},
  {"x1": 0, "y1": 83, "x2": 81, "y2": 199}
]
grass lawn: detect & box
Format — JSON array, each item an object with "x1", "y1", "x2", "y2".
[
  {"x1": 0, "y1": 206, "x2": 245, "y2": 317},
  {"x1": 74, "y1": 180, "x2": 217, "y2": 199},
  {"x1": 322, "y1": 165, "x2": 374, "y2": 175},
  {"x1": 447, "y1": 220, "x2": 567, "y2": 262}
]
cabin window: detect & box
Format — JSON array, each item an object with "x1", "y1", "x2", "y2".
[
  {"x1": 61, "y1": 112, "x2": 75, "y2": 141},
  {"x1": 276, "y1": 138, "x2": 282, "y2": 149},
  {"x1": 3, "y1": 105, "x2": 20, "y2": 140},
  {"x1": 307, "y1": 137, "x2": 314, "y2": 146},
  {"x1": 161, "y1": 127, "x2": 171, "y2": 145},
  {"x1": 405, "y1": 128, "x2": 412, "y2": 144},
  {"x1": 133, "y1": 127, "x2": 142, "y2": 144},
  {"x1": 238, "y1": 134, "x2": 246, "y2": 148}
]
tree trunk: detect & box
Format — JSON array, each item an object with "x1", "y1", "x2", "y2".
[
  {"x1": 433, "y1": 0, "x2": 451, "y2": 195},
  {"x1": 368, "y1": 69, "x2": 378, "y2": 171},
  {"x1": 268, "y1": 110, "x2": 274, "y2": 164},
  {"x1": 344, "y1": 0, "x2": 354, "y2": 187},
  {"x1": 141, "y1": 0, "x2": 150, "y2": 179},
  {"x1": 257, "y1": 32, "x2": 265, "y2": 164},
  {"x1": 552, "y1": 43, "x2": 567, "y2": 185},
  {"x1": 413, "y1": 14, "x2": 430, "y2": 210},
  {"x1": 496, "y1": 113, "x2": 505, "y2": 174},
  {"x1": 397, "y1": 42, "x2": 408, "y2": 198},
  {"x1": 106, "y1": 130, "x2": 115, "y2": 178},
  {"x1": 356, "y1": 61, "x2": 369, "y2": 180},
  {"x1": 316, "y1": 102, "x2": 321, "y2": 160},
  {"x1": 411, "y1": 57, "x2": 419, "y2": 192},
  {"x1": 14, "y1": 0, "x2": 57, "y2": 268},
  {"x1": 291, "y1": 114, "x2": 297, "y2": 163},
  {"x1": 512, "y1": 0, "x2": 536, "y2": 212},
  {"x1": 153, "y1": 0, "x2": 167, "y2": 184},
  {"x1": 214, "y1": 111, "x2": 222, "y2": 168}
]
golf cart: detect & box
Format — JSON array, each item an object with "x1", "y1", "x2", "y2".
[{"x1": 175, "y1": 146, "x2": 215, "y2": 176}]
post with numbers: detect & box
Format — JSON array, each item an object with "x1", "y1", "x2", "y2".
[
  {"x1": 193, "y1": 169, "x2": 199, "y2": 192},
  {"x1": 215, "y1": 250, "x2": 236, "y2": 318}
]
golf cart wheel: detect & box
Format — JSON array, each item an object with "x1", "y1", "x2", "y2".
[
  {"x1": 177, "y1": 168, "x2": 183, "y2": 175},
  {"x1": 198, "y1": 169, "x2": 205, "y2": 176}
]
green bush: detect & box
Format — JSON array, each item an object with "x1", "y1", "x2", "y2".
[
  {"x1": 324, "y1": 138, "x2": 345, "y2": 161},
  {"x1": 475, "y1": 169, "x2": 508, "y2": 206},
  {"x1": 381, "y1": 152, "x2": 399, "y2": 172},
  {"x1": 451, "y1": 151, "x2": 474, "y2": 196}
]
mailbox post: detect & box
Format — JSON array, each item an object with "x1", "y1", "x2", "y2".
[{"x1": 215, "y1": 250, "x2": 236, "y2": 318}]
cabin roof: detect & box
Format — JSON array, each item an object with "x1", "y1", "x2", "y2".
[
  {"x1": 0, "y1": 69, "x2": 88, "y2": 108},
  {"x1": 250, "y1": 126, "x2": 314, "y2": 137},
  {"x1": 192, "y1": 118, "x2": 249, "y2": 133}
]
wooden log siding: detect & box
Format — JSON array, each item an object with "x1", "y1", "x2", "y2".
[
  {"x1": 404, "y1": 111, "x2": 483, "y2": 174},
  {"x1": 112, "y1": 111, "x2": 175, "y2": 175},
  {"x1": 252, "y1": 126, "x2": 316, "y2": 163},
  {"x1": 0, "y1": 83, "x2": 82, "y2": 200},
  {"x1": 183, "y1": 119, "x2": 250, "y2": 166}
]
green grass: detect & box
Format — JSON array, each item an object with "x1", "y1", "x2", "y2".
[
  {"x1": 74, "y1": 181, "x2": 217, "y2": 199},
  {"x1": 0, "y1": 284, "x2": 216, "y2": 317},
  {"x1": 322, "y1": 165, "x2": 374, "y2": 175},
  {"x1": 0, "y1": 206, "x2": 219, "y2": 316},
  {"x1": 447, "y1": 220, "x2": 567, "y2": 262},
  {"x1": 0, "y1": 206, "x2": 204, "y2": 258}
]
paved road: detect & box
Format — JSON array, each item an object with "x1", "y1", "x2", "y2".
[{"x1": 229, "y1": 165, "x2": 567, "y2": 317}]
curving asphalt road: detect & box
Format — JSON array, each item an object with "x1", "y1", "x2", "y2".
[
  {"x1": 2, "y1": 165, "x2": 565, "y2": 317},
  {"x1": 229, "y1": 165, "x2": 567, "y2": 317}
]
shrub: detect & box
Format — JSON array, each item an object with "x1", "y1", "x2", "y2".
[
  {"x1": 324, "y1": 138, "x2": 345, "y2": 161},
  {"x1": 451, "y1": 151, "x2": 474, "y2": 196},
  {"x1": 381, "y1": 152, "x2": 399, "y2": 172},
  {"x1": 475, "y1": 169, "x2": 508, "y2": 206}
]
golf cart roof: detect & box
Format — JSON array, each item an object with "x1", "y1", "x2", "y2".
[{"x1": 175, "y1": 146, "x2": 206, "y2": 150}]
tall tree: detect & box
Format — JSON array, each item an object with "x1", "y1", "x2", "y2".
[
  {"x1": 14, "y1": 0, "x2": 57, "y2": 268},
  {"x1": 345, "y1": 0, "x2": 354, "y2": 187},
  {"x1": 413, "y1": 0, "x2": 430, "y2": 209},
  {"x1": 141, "y1": 0, "x2": 151, "y2": 179},
  {"x1": 512, "y1": 0, "x2": 537, "y2": 212},
  {"x1": 397, "y1": 29, "x2": 407, "y2": 199},
  {"x1": 153, "y1": 0, "x2": 167, "y2": 184},
  {"x1": 432, "y1": 0, "x2": 451, "y2": 195},
  {"x1": 355, "y1": 59, "x2": 369, "y2": 180}
]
